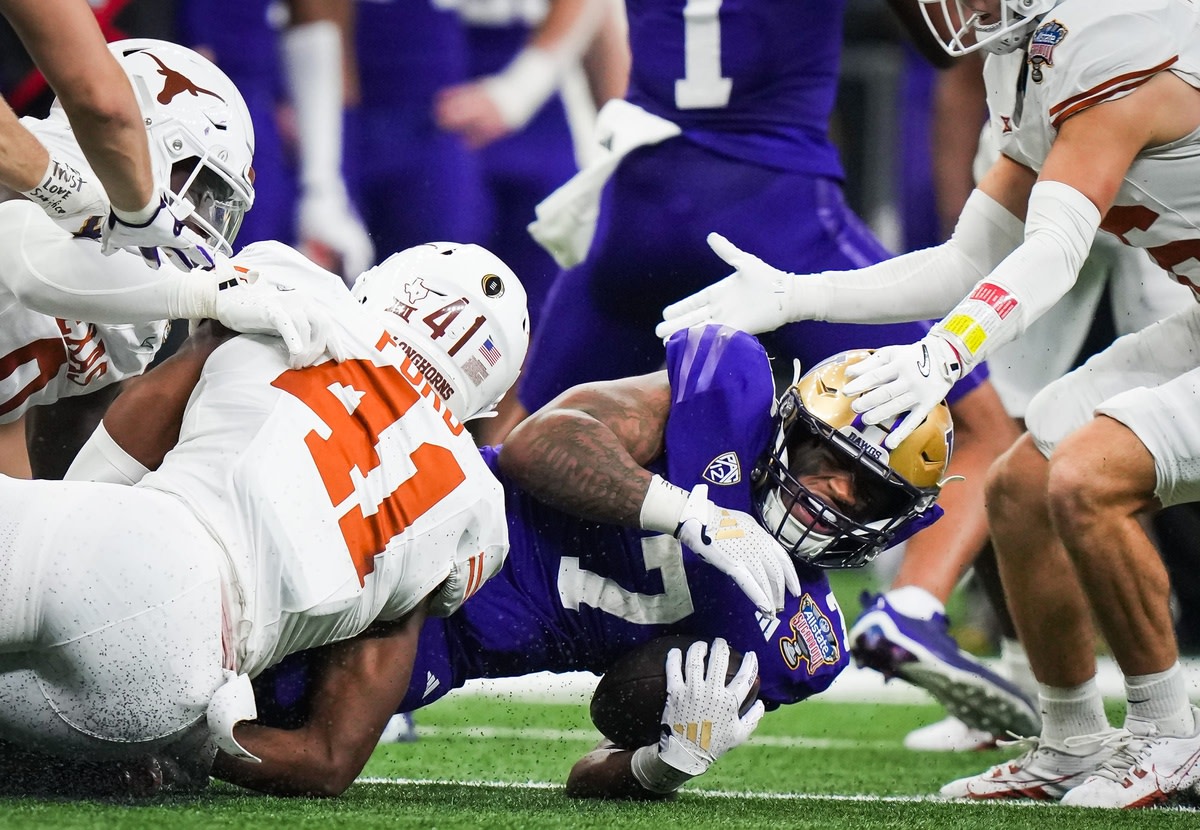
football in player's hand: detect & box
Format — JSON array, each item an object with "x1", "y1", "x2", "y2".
[{"x1": 589, "y1": 635, "x2": 761, "y2": 749}]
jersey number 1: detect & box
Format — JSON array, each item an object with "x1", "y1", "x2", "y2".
[{"x1": 675, "y1": 0, "x2": 732, "y2": 110}]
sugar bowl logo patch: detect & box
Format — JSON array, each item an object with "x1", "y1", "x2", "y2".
[
  {"x1": 779, "y1": 594, "x2": 840, "y2": 674},
  {"x1": 1028, "y1": 20, "x2": 1067, "y2": 84},
  {"x1": 703, "y1": 452, "x2": 741, "y2": 486}
]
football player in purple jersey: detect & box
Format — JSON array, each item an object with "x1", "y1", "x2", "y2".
[
  {"x1": 247, "y1": 327, "x2": 954, "y2": 798},
  {"x1": 515, "y1": 0, "x2": 1031, "y2": 740}
]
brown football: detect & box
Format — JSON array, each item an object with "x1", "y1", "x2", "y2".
[{"x1": 589, "y1": 635, "x2": 761, "y2": 749}]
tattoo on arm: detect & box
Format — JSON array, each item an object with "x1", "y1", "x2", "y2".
[{"x1": 501, "y1": 375, "x2": 671, "y2": 527}]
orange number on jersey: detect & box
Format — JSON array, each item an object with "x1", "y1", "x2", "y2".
[
  {"x1": 1102, "y1": 205, "x2": 1200, "y2": 290},
  {"x1": 272, "y1": 359, "x2": 466, "y2": 585},
  {"x1": 0, "y1": 338, "x2": 68, "y2": 418}
]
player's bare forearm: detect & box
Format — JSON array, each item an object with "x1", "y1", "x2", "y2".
[
  {"x1": 212, "y1": 607, "x2": 425, "y2": 797},
  {"x1": 498, "y1": 372, "x2": 671, "y2": 528},
  {"x1": 96, "y1": 322, "x2": 237, "y2": 472},
  {"x1": 1, "y1": 0, "x2": 153, "y2": 210},
  {"x1": 566, "y1": 745, "x2": 673, "y2": 801}
]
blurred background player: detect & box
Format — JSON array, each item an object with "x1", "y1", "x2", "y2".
[
  {"x1": 177, "y1": 0, "x2": 372, "y2": 282},
  {"x1": 434, "y1": 0, "x2": 630, "y2": 444}
]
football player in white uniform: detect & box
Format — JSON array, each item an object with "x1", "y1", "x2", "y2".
[
  {"x1": 0, "y1": 39, "x2": 329, "y2": 478},
  {"x1": 659, "y1": 0, "x2": 1200, "y2": 808},
  {"x1": 0, "y1": 238, "x2": 531, "y2": 796}
]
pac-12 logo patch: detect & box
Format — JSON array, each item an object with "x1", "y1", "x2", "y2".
[
  {"x1": 702, "y1": 452, "x2": 741, "y2": 485},
  {"x1": 1028, "y1": 20, "x2": 1067, "y2": 84}
]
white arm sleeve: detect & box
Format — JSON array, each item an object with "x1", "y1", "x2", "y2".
[
  {"x1": 0, "y1": 200, "x2": 216, "y2": 322},
  {"x1": 282, "y1": 20, "x2": 343, "y2": 194},
  {"x1": 64, "y1": 422, "x2": 151, "y2": 485},
  {"x1": 796, "y1": 189, "x2": 1026, "y2": 323},
  {"x1": 932, "y1": 180, "x2": 1100, "y2": 370}
]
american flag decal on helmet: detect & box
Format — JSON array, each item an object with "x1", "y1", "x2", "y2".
[
  {"x1": 478, "y1": 338, "x2": 502, "y2": 366},
  {"x1": 703, "y1": 452, "x2": 742, "y2": 485}
]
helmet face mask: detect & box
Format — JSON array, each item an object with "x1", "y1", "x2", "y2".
[
  {"x1": 753, "y1": 351, "x2": 953, "y2": 569},
  {"x1": 107, "y1": 39, "x2": 256, "y2": 253},
  {"x1": 918, "y1": 0, "x2": 1061, "y2": 56},
  {"x1": 351, "y1": 242, "x2": 530, "y2": 422}
]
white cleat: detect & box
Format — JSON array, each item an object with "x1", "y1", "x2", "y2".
[
  {"x1": 1061, "y1": 709, "x2": 1200, "y2": 809},
  {"x1": 940, "y1": 733, "x2": 1117, "y2": 801},
  {"x1": 905, "y1": 716, "x2": 1001, "y2": 752}
]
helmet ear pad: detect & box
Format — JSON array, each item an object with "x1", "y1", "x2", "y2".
[
  {"x1": 351, "y1": 242, "x2": 530, "y2": 422},
  {"x1": 753, "y1": 349, "x2": 953, "y2": 569},
  {"x1": 105, "y1": 39, "x2": 256, "y2": 252}
]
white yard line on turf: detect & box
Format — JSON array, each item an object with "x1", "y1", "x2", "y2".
[
  {"x1": 459, "y1": 657, "x2": 1200, "y2": 705},
  {"x1": 407, "y1": 724, "x2": 897, "y2": 750}
]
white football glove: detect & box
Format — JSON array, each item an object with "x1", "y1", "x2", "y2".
[
  {"x1": 297, "y1": 183, "x2": 375, "y2": 284},
  {"x1": 675, "y1": 483, "x2": 800, "y2": 616},
  {"x1": 842, "y1": 333, "x2": 962, "y2": 449},
  {"x1": 657, "y1": 232, "x2": 802, "y2": 340},
  {"x1": 207, "y1": 263, "x2": 332, "y2": 368},
  {"x1": 630, "y1": 639, "x2": 764, "y2": 793},
  {"x1": 102, "y1": 194, "x2": 217, "y2": 272},
  {"x1": 20, "y1": 156, "x2": 108, "y2": 223}
]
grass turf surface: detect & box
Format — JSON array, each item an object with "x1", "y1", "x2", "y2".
[{"x1": 3, "y1": 696, "x2": 1196, "y2": 829}]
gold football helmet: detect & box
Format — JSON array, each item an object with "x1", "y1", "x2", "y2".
[{"x1": 754, "y1": 350, "x2": 954, "y2": 569}]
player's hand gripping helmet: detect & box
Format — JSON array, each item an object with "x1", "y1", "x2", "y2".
[
  {"x1": 104, "y1": 39, "x2": 255, "y2": 253},
  {"x1": 920, "y1": 0, "x2": 1063, "y2": 56},
  {"x1": 351, "y1": 242, "x2": 530, "y2": 422},
  {"x1": 753, "y1": 350, "x2": 953, "y2": 569}
]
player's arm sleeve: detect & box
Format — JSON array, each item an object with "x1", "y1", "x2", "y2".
[
  {"x1": 0, "y1": 201, "x2": 214, "y2": 322},
  {"x1": 930, "y1": 179, "x2": 1098, "y2": 372},
  {"x1": 798, "y1": 188, "x2": 1026, "y2": 323}
]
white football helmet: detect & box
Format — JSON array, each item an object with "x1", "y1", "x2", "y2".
[
  {"x1": 351, "y1": 242, "x2": 530, "y2": 422},
  {"x1": 106, "y1": 39, "x2": 255, "y2": 253},
  {"x1": 919, "y1": 0, "x2": 1062, "y2": 56},
  {"x1": 754, "y1": 351, "x2": 954, "y2": 569}
]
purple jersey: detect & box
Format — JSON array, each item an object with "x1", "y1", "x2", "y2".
[
  {"x1": 625, "y1": 0, "x2": 845, "y2": 177},
  {"x1": 254, "y1": 326, "x2": 847, "y2": 722},
  {"x1": 518, "y1": 0, "x2": 989, "y2": 416}
]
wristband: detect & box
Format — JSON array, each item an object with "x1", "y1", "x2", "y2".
[
  {"x1": 639, "y1": 475, "x2": 691, "y2": 535},
  {"x1": 482, "y1": 47, "x2": 561, "y2": 129},
  {"x1": 112, "y1": 193, "x2": 161, "y2": 225},
  {"x1": 629, "y1": 744, "x2": 695, "y2": 794}
]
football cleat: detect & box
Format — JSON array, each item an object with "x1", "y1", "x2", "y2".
[
  {"x1": 941, "y1": 733, "x2": 1117, "y2": 801},
  {"x1": 1060, "y1": 709, "x2": 1200, "y2": 809},
  {"x1": 377, "y1": 713, "x2": 418, "y2": 745},
  {"x1": 904, "y1": 716, "x2": 1001, "y2": 752},
  {"x1": 849, "y1": 592, "x2": 1040, "y2": 737}
]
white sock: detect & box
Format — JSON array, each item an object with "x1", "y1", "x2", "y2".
[
  {"x1": 1125, "y1": 664, "x2": 1195, "y2": 737},
  {"x1": 884, "y1": 586, "x2": 945, "y2": 621},
  {"x1": 1039, "y1": 678, "x2": 1110, "y2": 751}
]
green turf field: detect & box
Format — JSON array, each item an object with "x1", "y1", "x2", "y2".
[{"x1": 2, "y1": 694, "x2": 1196, "y2": 829}]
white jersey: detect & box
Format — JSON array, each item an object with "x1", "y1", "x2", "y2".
[
  {"x1": 983, "y1": 0, "x2": 1200, "y2": 294},
  {"x1": 137, "y1": 243, "x2": 509, "y2": 678},
  {"x1": 0, "y1": 110, "x2": 164, "y2": 424}
]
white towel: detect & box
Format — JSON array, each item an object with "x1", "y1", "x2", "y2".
[{"x1": 528, "y1": 99, "x2": 682, "y2": 269}]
